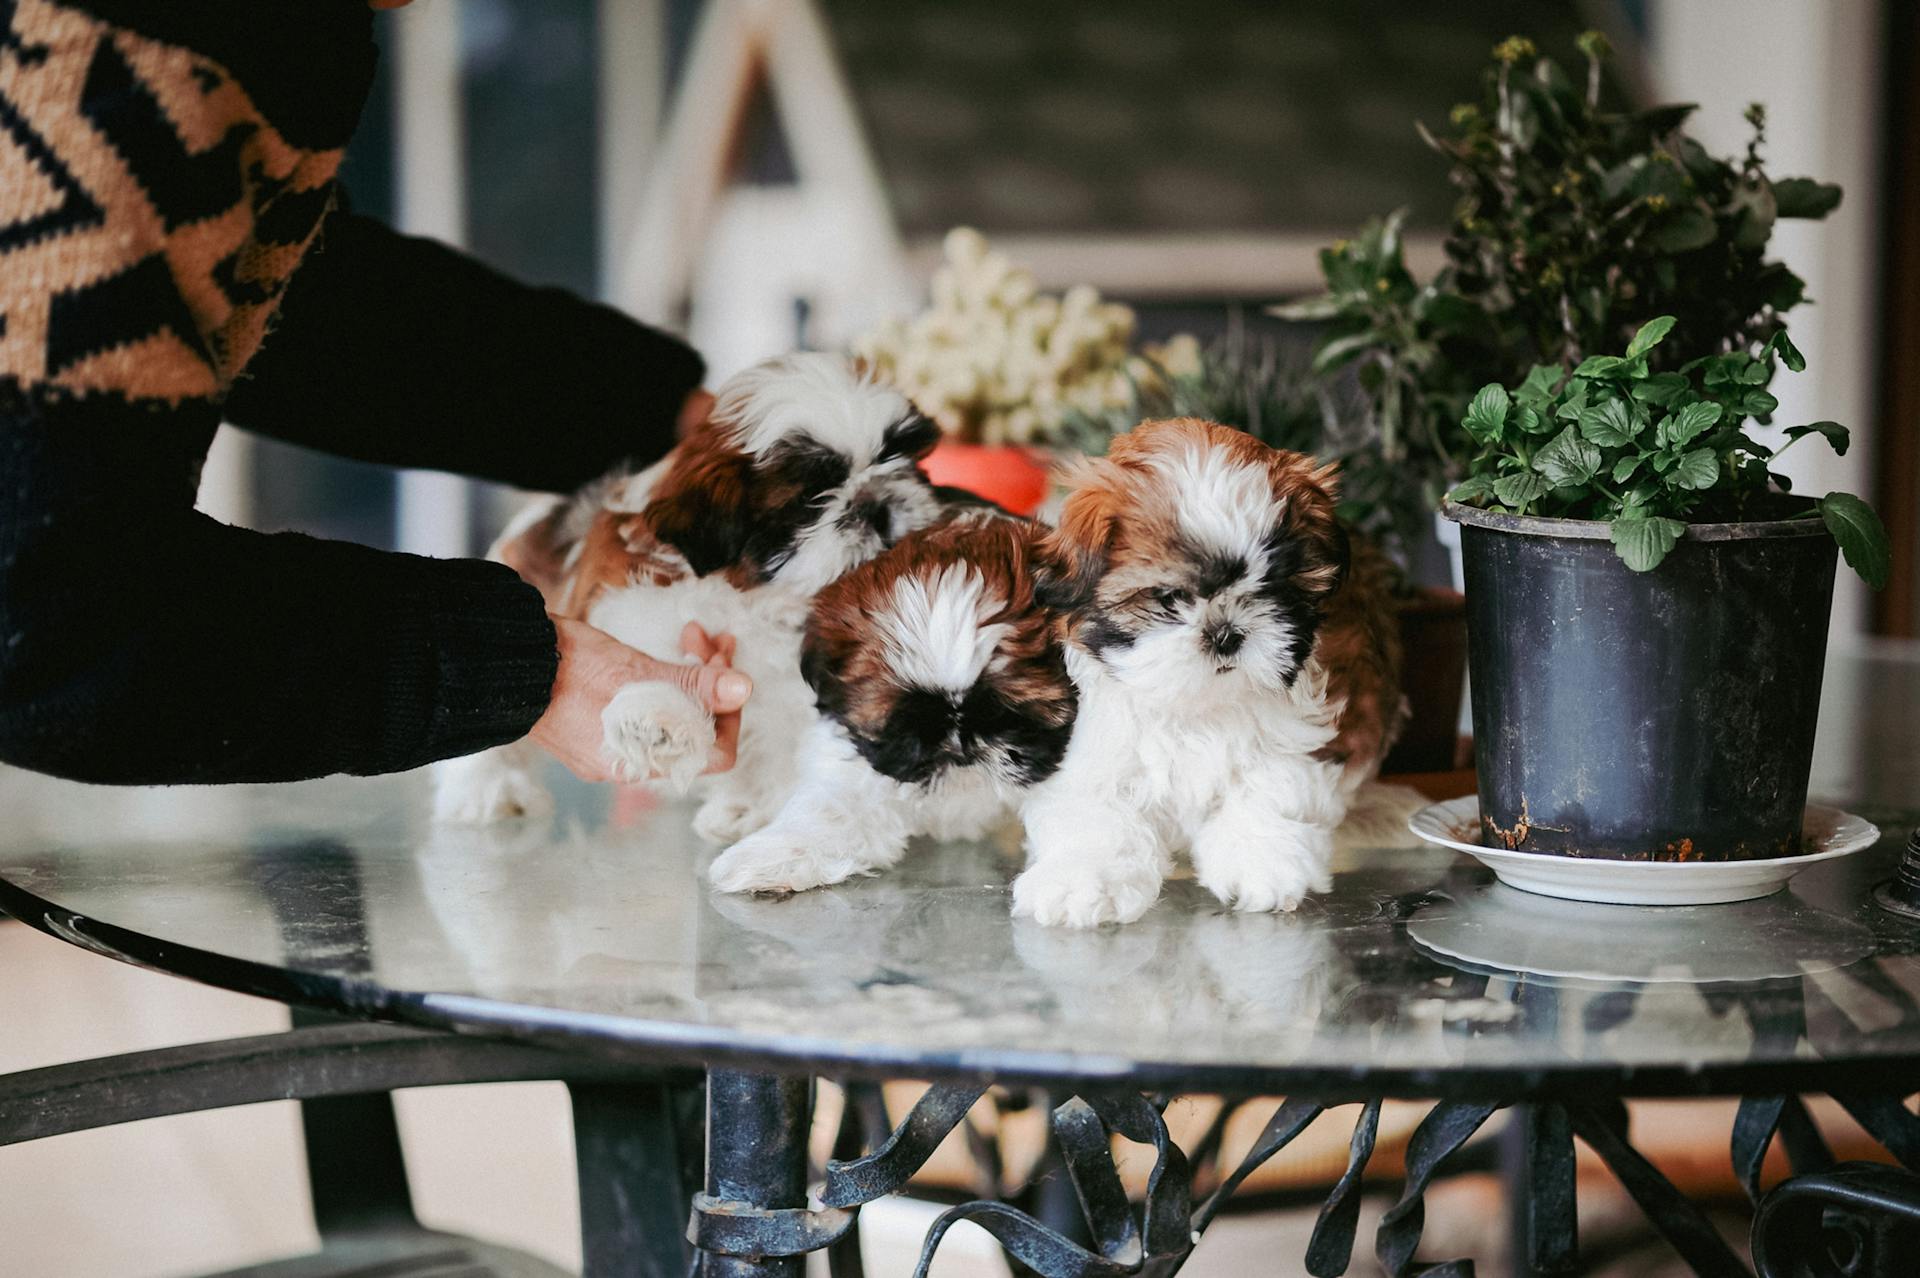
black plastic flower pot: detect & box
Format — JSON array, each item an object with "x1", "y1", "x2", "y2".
[{"x1": 1444, "y1": 500, "x2": 1838, "y2": 862}]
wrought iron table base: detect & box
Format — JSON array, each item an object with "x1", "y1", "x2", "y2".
[{"x1": 686, "y1": 1070, "x2": 1920, "y2": 1278}]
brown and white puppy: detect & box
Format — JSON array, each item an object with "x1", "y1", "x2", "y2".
[
  {"x1": 433, "y1": 353, "x2": 950, "y2": 840},
  {"x1": 709, "y1": 418, "x2": 1403, "y2": 926}
]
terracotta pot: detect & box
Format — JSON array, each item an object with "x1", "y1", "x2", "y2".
[
  {"x1": 1381, "y1": 586, "x2": 1469, "y2": 776},
  {"x1": 920, "y1": 440, "x2": 1053, "y2": 517}
]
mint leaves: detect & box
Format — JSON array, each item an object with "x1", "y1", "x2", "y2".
[{"x1": 1448, "y1": 315, "x2": 1891, "y2": 581}]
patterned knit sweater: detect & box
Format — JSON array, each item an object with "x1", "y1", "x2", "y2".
[{"x1": 0, "y1": 0, "x2": 704, "y2": 783}]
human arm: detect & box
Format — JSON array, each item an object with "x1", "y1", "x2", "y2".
[{"x1": 221, "y1": 213, "x2": 710, "y2": 493}]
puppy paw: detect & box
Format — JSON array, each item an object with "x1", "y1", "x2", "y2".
[
  {"x1": 432, "y1": 757, "x2": 553, "y2": 824},
  {"x1": 693, "y1": 796, "x2": 776, "y2": 845},
  {"x1": 708, "y1": 829, "x2": 855, "y2": 895},
  {"x1": 1195, "y1": 845, "x2": 1329, "y2": 914},
  {"x1": 600, "y1": 682, "x2": 714, "y2": 792},
  {"x1": 1011, "y1": 858, "x2": 1161, "y2": 928}
]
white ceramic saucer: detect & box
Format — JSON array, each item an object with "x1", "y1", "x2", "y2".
[
  {"x1": 1407, "y1": 881, "x2": 1874, "y2": 983},
  {"x1": 1407, "y1": 797, "x2": 1880, "y2": 906}
]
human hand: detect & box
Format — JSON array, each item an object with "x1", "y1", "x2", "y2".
[{"x1": 530, "y1": 617, "x2": 750, "y2": 782}]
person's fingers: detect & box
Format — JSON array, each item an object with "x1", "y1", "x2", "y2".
[
  {"x1": 704, "y1": 709, "x2": 741, "y2": 773},
  {"x1": 680, "y1": 620, "x2": 716, "y2": 663},
  {"x1": 653, "y1": 651, "x2": 752, "y2": 713},
  {"x1": 716, "y1": 632, "x2": 737, "y2": 664}
]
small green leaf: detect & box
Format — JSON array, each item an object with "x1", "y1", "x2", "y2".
[
  {"x1": 1631, "y1": 372, "x2": 1691, "y2": 407},
  {"x1": 1769, "y1": 329, "x2": 1807, "y2": 373},
  {"x1": 1463, "y1": 383, "x2": 1511, "y2": 443},
  {"x1": 1312, "y1": 330, "x2": 1382, "y2": 374},
  {"x1": 1573, "y1": 355, "x2": 1629, "y2": 380},
  {"x1": 1578, "y1": 398, "x2": 1636, "y2": 446},
  {"x1": 1515, "y1": 363, "x2": 1562, "y2": 406},
  {"x1": 1534, "y1": 427, "x2": 1603, "y2": 487},
  {"x1": 1625, "y1": 315, "x2": 1677, "y2": 358},
  {"x1": 1647, "y1": 207, "x2": 1718, "y2": 251},
  {"x1": 1612, "y1": 455, "x2": 1643, "y2": 484},
  {"x1": 1784, "y1": 421, "x2": 1849, "y2": 455},
  {"x1": 1610, "y1": 516, "x2": 1686, "y2": 572},
  {"x1": 1819, "y1": 492, "x2": 1891, "y2": 589},
  {"x1": 1556, "y1": 383, "x2": 1590, "y2": 420},
  {"x1": 1493, "y1": 471, "x2": 1551, "y2": 508},
  {"x1": 1668, "y1": 447, "x2": 1720, "y2": 490},
  {"x1": 1448, "y1": 474, "x2": 1499, "y2": 505},
  {"x1": 1772, "y1": 178, "x2": 1844, "y2": 220},
  {"x1": 1742, "y1": 389, "x2": 1780, "y2": 417},
  {"x1": 1267, "y1": 295, "x2": 1343, "y2": 321},
  {"x1": 1665, "y1": 401, "x2": 1723, "y2": 447}
]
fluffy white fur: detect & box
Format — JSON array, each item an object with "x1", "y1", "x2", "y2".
[
  {"x1": 1149, "y1": 443, "x2": 1282, "y2": 560},
  {"x1": 715, "y1": 352, "x2": 917, "y2": 465},
  {"x1": 1011, "y1": 648, "x2": 1345, "y2": 927},
  {"x1": 874, "y1": 565, "x2": 1010, "y2": 694},
  {"x1": 708, "y1": 717, "x2": 1020, "y2": 893}
]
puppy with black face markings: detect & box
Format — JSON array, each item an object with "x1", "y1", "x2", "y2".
[
  {"x1": 433, "y1": 353, "x2": 951, "y2": 840},
  {"x1": 709, "y1": 418, "x2": 1402, "y2": 926}
]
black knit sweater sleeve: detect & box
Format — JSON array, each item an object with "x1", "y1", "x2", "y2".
[
  {"x1": 0, "y1": 0, "x2": 633, "y2": 784},
  {"x1": 223, "y1": 213, "x2": 704, "y2": 492},
  {"x1": 0, "y1": 396, "x2": 559, "y2": 784}
]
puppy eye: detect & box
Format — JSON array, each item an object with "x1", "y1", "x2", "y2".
[{"x1": 1148, "y1": 587, "x2": 1191, "y2": 612}]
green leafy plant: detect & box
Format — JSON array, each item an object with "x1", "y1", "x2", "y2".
[
  {"x1": 1448, "y1": 315, "x2": 1890, "y2": 584},
  {"x1": 1277, "y1": 32, "x2": 1843, "y2": 512}
]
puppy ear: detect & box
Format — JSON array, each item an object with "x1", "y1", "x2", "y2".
[
  {"x1": 1278, "y1": 456, "x2": 1349, "y2": 601},
  {"x1": 1035, "y1": 457, "x2": 1124, "y2": 610},
  {"x1": 642, "y1": 433, "x2": 755, "y2": 577},
  {"x1": 880, "y1": 410, "x2": 943, "y2": 463}
]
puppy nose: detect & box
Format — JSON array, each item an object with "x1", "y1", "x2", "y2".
[
  {"x1": 1205, "y1": 624, "x2": 1245, "y2": 657},
  {"x1": 850, "y1": 499, "x2": 891, "y2": 538}
]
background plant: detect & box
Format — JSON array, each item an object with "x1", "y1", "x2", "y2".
[
  {"x1": 1449, "y1": 315, "x2": 1889, "y2": 584},
  {"x1": 1277, "y1": 32, "x2": 1843, "y2": 509}
]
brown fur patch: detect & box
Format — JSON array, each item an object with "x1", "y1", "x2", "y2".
[
  {"x1": 559, "y1": 508, "x2": 690, "y2": 618},
  {"x1": 1313, "y1": 535, "x2": 1406, "y2": 785}
]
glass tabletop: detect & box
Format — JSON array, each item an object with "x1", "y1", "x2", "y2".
[{"x1": 1, "y1": 647, "x2": 1916, "y2": 1097}]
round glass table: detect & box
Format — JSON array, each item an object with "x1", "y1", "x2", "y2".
[{"x1": 2, "y1": 649, "x2": 1917, "y2": 1277}]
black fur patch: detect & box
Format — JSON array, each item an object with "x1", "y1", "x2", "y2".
[
  {"x1": 761, "y1": 436, "x2": 851, "y2": 494},
  {"x1": 810, "y1": 658, "x2": 1078, "y2": 789},
  {"x1": 878, "y1": 413, "x2": 941, "y2": 463},
  {"x1": 1256, "y1": 523, "x2": 1343, "y2": 682},
  {"x1": 1194, "y1": 551, "x2": 1247, "y2": 597},
  {"x1": 1077, "y1": 610, "x2": 1137, "y2": 660}
]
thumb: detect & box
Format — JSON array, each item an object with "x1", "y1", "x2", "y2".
[{"x1": 665, "y1": 656, "x2": 752, "y2": 713}]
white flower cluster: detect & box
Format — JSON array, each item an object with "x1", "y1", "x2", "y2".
[{"x1": 854, "y1": 228, "x2": 1146, "y2": 446}]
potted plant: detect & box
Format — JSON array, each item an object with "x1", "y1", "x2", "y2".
[
  {"x1": 1444, "y1": 316, "x2": 1890, "y2": 861},
  {"x1": 1277, "y1": 33, "x2": 1844, "y2": 579},
  {"x1": 855, "y1": 228, "x2": 1148, "y2": 516}
]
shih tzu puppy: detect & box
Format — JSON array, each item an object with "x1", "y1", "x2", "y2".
[
  {"x1": 433, "y1": 353, "x2": 951, "y2": 840},
  {"x1": 710, "y1": 417, "x2": 1403, "y2": 927}
]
